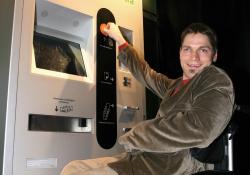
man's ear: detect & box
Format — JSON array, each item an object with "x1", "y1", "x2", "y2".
[{"x1": 213, "y1": 52, "x2": 218, "y2": 62}]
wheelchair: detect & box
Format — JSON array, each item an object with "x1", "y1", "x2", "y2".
[
  {"x1": 192, "y1": 122, "x2": 235, "y2": 175},
  {"x1": 191, "y1": 104, "x2": 247, "y2": 175}
]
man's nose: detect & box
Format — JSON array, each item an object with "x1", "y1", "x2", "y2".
[{"x1": 191, "y1": 50, "x2": 200, "y2": 61}]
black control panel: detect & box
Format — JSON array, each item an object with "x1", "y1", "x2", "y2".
[{"x1": 96, "y1": 8, "x2": 117, "y2": 149}]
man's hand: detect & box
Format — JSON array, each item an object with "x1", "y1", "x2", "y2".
[{"x1": 103, "y1": 22, "x2": 126, "y2": 46}]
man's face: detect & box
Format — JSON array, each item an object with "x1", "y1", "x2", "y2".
[{"x1": 179, "y1": 33, "x2": 217, "y2": 80}]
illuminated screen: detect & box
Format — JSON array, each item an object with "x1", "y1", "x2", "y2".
[{"x1": 33, "y1": 32, "x2": 87, "y2": 77}]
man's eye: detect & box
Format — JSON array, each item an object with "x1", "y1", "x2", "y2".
[
  {"x1": 201, "y1": 49, "x2": 208, "y2": 52},
  {"x1": 182, "y1": 47, "x2": 190, "y2": 52},
  {"x1": 199, "y1": 48, "x2": 211, "y2": 54}
]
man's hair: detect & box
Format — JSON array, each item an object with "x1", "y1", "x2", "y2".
[{"x1": 180, "y1": 23, "x2": 218, "y2": 53}]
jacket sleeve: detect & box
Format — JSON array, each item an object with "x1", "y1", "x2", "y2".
[
  {"x1": 118, "y1": 45, "x2": 174, "y2": 99},
  {"x1": 118, "y1": 67, "x2": 235, "y2": 153}
]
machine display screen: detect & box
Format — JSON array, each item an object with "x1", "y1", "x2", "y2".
[{"x1": 33, "y1": 32, "x2": 87, "y2": 77}]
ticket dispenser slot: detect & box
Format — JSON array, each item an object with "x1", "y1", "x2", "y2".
[
  {"x1": 28, "y1": 114, "x2": 92, "y2": 133},
  {"x1": 96, "y1": 8, "x2": 117, "y2": 149}
]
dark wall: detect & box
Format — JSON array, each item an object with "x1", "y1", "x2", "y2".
[
  {"x1": 155, "y1": 0, "x2": 250, "y2": 174},
  {"x1": 156, "y1": 0, "x2": 203, "y2": 78},
  {"x1": 143, "y1": 0, "x2": 162, "y2": 119}
]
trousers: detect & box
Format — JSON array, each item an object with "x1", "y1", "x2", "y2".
[{"x1": 60, "y1": 156, "x2": 119, "y2": 175}]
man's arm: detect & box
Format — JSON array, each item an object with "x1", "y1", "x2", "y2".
[{"x1": 118, "y1": 68, "x2": 235, "y2": 153}]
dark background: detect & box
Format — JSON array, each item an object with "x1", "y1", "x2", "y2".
[{"x1": 143, "y1": 0, "x2": 250, "y2": 174}]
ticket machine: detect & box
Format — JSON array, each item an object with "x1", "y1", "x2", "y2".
[{"x1": 3, "y1": 0, "x2": 144, "y2": 174}]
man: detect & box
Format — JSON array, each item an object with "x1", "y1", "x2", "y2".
[{"x1": 61, "y1": 23, "x2": 235, "y2": 175}]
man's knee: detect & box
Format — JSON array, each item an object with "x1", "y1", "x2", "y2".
[
  {"x1": 60, "y1": 160, "x2": 91, "y2": 175},
  {"x1": 60, "y1": 157, "x2": 119, "y2": 175}
]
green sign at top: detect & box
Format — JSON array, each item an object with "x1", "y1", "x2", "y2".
[{"x1": 125, "y1": 0, "x2": 134, "y2": 5}]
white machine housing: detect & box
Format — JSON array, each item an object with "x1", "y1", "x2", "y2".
[{"x1": 3, "y1": 0, "x2": 145, "y2": 174}]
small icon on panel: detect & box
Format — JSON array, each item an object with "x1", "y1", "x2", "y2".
[
  {"x1": 103, "y1": 103, "x2": 114, "y2": 120},
  {"x1": 104, "y1": 72, "x2": 110, "y2": 80}
]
